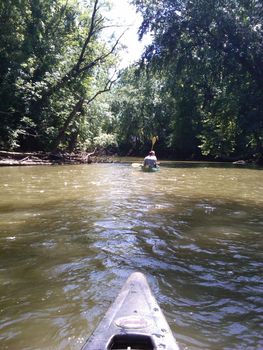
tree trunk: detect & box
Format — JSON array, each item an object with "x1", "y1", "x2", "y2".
[
  {"x1": 52, "y1": 97, "x2": 84, "y2": 152},
  {"x1": 67, "y1": 130, "x2": 79, "y2": 153}
]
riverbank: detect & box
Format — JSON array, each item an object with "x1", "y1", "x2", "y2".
[
  {"x1": 0, "y1": 150, "x2": 261, "y2": 167},
  {"x1": 0, "y1": 150, "x2": 116, "y2": 166}
]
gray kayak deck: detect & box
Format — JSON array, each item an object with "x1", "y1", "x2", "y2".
[{"x1": 81, "y1": 272, "x2": 179, "y2": 350}]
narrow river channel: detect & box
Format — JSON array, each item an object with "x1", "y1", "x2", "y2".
[{"x1": 0, "y1": 162, "x2": 262, "y2": 350}]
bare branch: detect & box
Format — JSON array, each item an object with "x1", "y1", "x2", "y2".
[
  {"x1": 84, "y1": 70, "x2": 118, "y2": 106},
  {"x1": 77, "y1": 30, "x2": 127, "y2": 74},
  {"x1": 75, "y1": 0, "x2": 100, "y2": 72},
  {"x1": 100, "y1": 24, "x2": 131, "y2": 30},
  {"x1": 37, "y1": 2, "x2": 125, "y2": 104}
]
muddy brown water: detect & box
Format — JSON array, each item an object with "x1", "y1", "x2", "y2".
[{"x1": 0, "y1": 161, "x2": 262, "y2": 349}]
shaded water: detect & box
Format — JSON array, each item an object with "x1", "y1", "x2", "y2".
[{"x1": 0, "y1": 162, "x2": 262, "y2": 350}]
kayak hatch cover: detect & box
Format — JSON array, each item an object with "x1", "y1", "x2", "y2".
[{"x1": 81, "y1": 272, "x2": 179, "y2": 350}]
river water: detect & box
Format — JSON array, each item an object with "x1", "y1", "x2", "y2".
[{"x1": 0, "y1": 161, "x2": 262, "y2": 350}]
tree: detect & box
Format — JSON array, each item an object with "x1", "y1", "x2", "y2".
[
  {"x1": 111, "y1": 66, "x2": 174, "y2": 155},
  {"x1": 0, "y1": 0, "x2": 122, "y2": 152},
  {"x1": 131, "y1": 0, "x2": 263, "y2": 160}
]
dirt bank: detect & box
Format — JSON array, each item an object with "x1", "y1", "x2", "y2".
[{"x1": 0, "y1": 150, "x2": 116, "y2": 166}]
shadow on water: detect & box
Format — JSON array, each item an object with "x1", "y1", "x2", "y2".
[
  {"x1": 0, "y1": 163, "x2": 262, "y2": 350},
  {"x1": 158, "y1": 160, "x2": 263, "y2": 171}
]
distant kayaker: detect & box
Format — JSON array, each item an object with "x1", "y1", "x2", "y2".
[{"x1": 143, "y1": 150, "x2": 157, "y2": 168}]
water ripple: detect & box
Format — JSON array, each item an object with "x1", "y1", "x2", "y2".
[{"x1": 0, "y1": 163, "x2": 262, "y2": 349}]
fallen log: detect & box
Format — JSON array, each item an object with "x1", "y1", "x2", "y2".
[
  {"x1": 0, "y1": 149, "x2": 113, "y2": 166},
  {"x1": 0, "y1": 159, "x2": 53, "y2": 166},
  {"x1": 0, "y1": 150, "x2": 44, "y2": 159}
]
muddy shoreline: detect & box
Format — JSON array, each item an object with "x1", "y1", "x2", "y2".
[{"x1": 0, "y1": 151, "x2": 116, "y2": 166}]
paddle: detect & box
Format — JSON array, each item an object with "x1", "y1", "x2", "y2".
[
  {"x1": 131, "y1": 163, "x2": 142, "y2": 168},
  {"x1": 151, "y1": 136, "x2": 158, "y2": 150}
]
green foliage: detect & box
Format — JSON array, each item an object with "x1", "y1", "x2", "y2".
[
  {"x1": 0, "y1": 0, "x2": 119, "y2": 152},
  {"x1": 128, "y1": 0, "x2": 263, "y2": 160},
  {"x1": 93, "y1": 132, "x2": 118, "y2": 149}
]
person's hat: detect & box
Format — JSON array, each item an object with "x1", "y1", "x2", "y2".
[{"x1": 149, "y1": 150, "x2": 155, "y2": 155}]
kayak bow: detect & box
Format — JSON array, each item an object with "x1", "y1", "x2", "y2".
[{"x1": 82, "y1": 272, "x2": 179, "y2": 350}]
